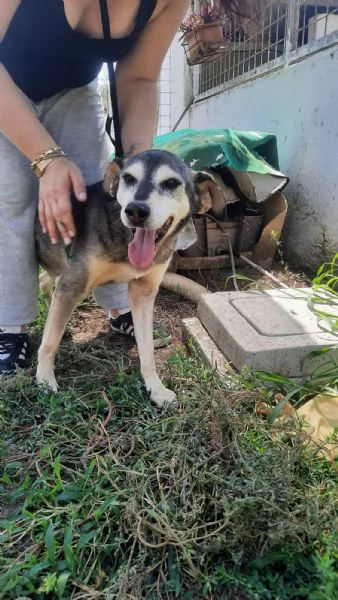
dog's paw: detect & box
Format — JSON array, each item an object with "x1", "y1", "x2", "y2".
[
  {"x1": 36, "y1": 369, "x2": 59, "y2": 393},
  {"x1": 150, "y1": 385, "x2": 177, "y2": 409}
]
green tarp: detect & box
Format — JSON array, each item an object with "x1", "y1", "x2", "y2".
[{"x1": 154, "y1": 128, "x2": 283, "y2": 176}]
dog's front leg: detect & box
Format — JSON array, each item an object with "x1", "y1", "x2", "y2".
[
  {"x1": 128, "y1": 265, "x2": 176, "y2": 408},
  {"x1": 39, "y1": 271, "x2": 56, "y2": 306},
  {"x1": 36, "y1": 275, "x2": 85, "y2": 391}
]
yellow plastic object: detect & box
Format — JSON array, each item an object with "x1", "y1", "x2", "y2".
[
  {"x1": 256, "y1": 393, "x2": 338, "y2": 460},
  {"x1": 296, "y1": 394, "x2": 338, "y2": 460}
]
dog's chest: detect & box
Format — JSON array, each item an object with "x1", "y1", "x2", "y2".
[{"x1": 86, "y1": 257, "x2": 153, "y2": 289}]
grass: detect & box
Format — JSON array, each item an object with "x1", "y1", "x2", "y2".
[
  {"x1": 0, "y1": 258, "x2": 338, "y2": 599},
  {"x1": 0, "y1": 337, "x2": 337, "y2": 599}
]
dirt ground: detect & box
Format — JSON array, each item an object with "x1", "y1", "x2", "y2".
[{"x1": 65, "y1": 261, "x2": 310, "y2": 365}]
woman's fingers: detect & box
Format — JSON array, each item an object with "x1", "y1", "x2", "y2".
[
  {"x1": 39, "y1": 190, "x2": 73, "y2": 245},
  {"x1": 43, "y1": 201, "x2": 59, "y2": 245},
  {"x1": 56, "y1": 218, "x2": 72, "y2": 246},
  {"x1": 70, "y1": 169, "x2": 87, "y2": 203},
  {"x1": 38, "y1": 157, "x2": 87, "y2": 244}
]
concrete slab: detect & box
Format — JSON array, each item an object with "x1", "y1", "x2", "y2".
[
  {"x1": 182, "y1": 317, "x2": 232, "y2": 378},
  {"x1": 197, "y1": 287, "x2": 338, "y2": 377}
]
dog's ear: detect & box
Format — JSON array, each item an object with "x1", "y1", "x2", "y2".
[
  {"x1": 193, "y1": 170, "x2": 227, "y2": 216},
  {"x1": 103, "y1": 158, "x2": 124, "y2": 197}
]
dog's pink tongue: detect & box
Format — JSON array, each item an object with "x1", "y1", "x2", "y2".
[{"x1": 128, "y1": 228, "x2": 156, "y2": 269}]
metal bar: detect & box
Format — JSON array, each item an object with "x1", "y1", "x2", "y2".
[{"x1": 285, "y1": 0, "x2": 301, "y2": 57}]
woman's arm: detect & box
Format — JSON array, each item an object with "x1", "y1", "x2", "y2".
[
  {"x1": 0, "y1": 1, "x2": 58, "y2": 159},
  {"x1": 0, "y1": 63, "x2": 59, "y2": 160},
  {"x1": 115, "y1": 0, "x2": 189, "y2": 157},
  {"x1": 0, "y1": 64, "x2": 86, "y2": 243},
  {"x1": 0, "y1": 1, "x2": 87, "y2": 244}
]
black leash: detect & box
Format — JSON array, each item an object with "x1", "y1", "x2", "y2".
[{"x1": 99, "y1": 0, "x2": 124, "y2": 158}]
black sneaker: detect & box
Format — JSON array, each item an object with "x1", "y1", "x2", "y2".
[
  {"x1": 0, "y1": 333, "x2": 29, "y2": 374},
  {"x1": 109, "y1": 312, "x2": 172, "y2": 348}
]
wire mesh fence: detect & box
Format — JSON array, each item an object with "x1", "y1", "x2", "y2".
[
  {"x1": 157, "y1": 50, "x2": 173, "y2": 135},
  {"x1": 198, "y1": 0, "x2": 338, "y2": 95},
  {"x1": 98, "y1": 52, "x2": 172, "y2": 137}
]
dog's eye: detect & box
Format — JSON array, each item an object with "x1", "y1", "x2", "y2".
[
  {"x1": 161, "y1": 178, "x2": 181, "y2": 191},
  {"x1": 122, "y1": 173, "x2": 137, "y2": 186}
]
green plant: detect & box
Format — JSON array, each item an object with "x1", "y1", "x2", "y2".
[
  {"x1": 270, "y1": 230, "x2": 290, "y2": 274},
  {"x1": 309, "y1": 252, "x2": 338, "y2": 335},
  {"x1": 225, "y1": 273, "x2": 255, "y2": 291},
  {"x1": 179, "y1": 1, "x2": 224, "y2": 36}
]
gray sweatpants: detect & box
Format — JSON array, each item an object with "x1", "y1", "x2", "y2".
[{"x1": 0, "y1": 80, "x2": 129, "y2": 325}]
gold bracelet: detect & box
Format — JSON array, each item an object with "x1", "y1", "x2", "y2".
[
  {"x1": 31, "y1": 152, "x2": 68, "y2": 178},
  {"x1": 32, "y1": 150, "x2": 66, "y2": 164},
  {"x1": 30, "y1": 146, "x2": 65, "y2": 171}
]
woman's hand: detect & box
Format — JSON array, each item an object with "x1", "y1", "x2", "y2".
[{"x1": 38, "y1": 157, "x2": 87, "y2": 245}]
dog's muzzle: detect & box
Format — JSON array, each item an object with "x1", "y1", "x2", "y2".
[
  {"x1": 125, "y1": 202, "x2": 150, "y2": 227},
  {"x1": 124, "y1": 202, "x2": 173, "y2": 270}
]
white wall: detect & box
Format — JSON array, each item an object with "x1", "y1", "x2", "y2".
[
  {"x1": 172, "y1": 44, "x2": 338, "y2": 270},
  {"x1": 169, "y1": 34, "x2": 193, "y2": 130},
  {"x1": 156, "y1": 34, "x2": 191, "y2": 134}
]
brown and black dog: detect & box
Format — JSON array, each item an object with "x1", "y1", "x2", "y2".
[{"x1": 35, "y1": 149, "x2": 224, "y2": 408}]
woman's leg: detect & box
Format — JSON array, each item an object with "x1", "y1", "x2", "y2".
[
  {"x1": 0, "y1": 132, "x2": 39, "y2": 326},
  {"x1": 0, "y1": 127, "x2": 39, "y2": 372}
]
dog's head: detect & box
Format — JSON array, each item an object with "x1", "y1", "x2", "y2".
[{"x1": 104, "y1": 149, "x2": 225, "y2": 269}]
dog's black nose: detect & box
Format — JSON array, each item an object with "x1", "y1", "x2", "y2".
[{"x1": 125, "y1": 202, "x2": 150, "y2": 225}]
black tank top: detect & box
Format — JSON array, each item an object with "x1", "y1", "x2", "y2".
[{"x1": 0, "y1": 0, "x2": 157, "y2": 102}]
